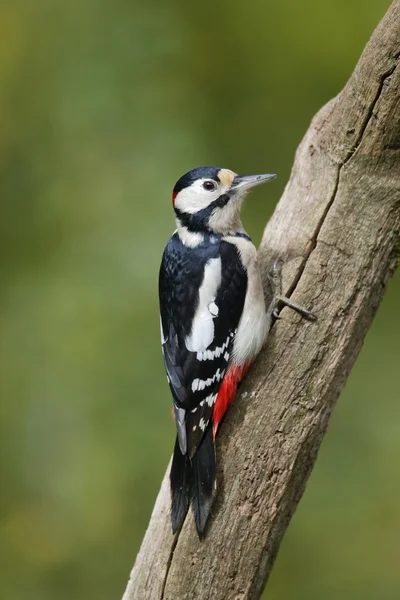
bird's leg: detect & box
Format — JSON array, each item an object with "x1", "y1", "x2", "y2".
[{"x1": 266, "y1": 259, "x2": 316, "y2": 324}]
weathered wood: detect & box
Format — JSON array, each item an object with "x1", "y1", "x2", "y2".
[{"x1": 123, "y1": 2, "x2": 400, "y2": 598}]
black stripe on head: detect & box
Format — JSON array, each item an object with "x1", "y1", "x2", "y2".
[
  {"x1": 173, "y1": 167, "x2": 222, "y2": 195},
  {"x1": 175, "y1": 194, "x2": 230, "y2": 232}
]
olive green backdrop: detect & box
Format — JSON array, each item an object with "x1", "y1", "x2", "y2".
[{"x1": 0, "y1": 1, "x2": 399, "y2": 599}]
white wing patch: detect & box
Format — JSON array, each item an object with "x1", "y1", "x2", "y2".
[
  {"x1": 160, "y1": 316, "x2": 167, "y2": 345},
  {"x1": 185, "y1": 257, "x2": 222, "y2": 352},
  {"x1": 190, "y1": 392, "x2": 217, "y2": 413},
  {"x1": 196, "y1": 334, "x2": 232, "y2": 361},
  {"x1": 199, "y1": 417, "x2": 208, "y2": 432},
  {"x1": 206, "y1": 393, "x2": 217, "y2": 406},
  {"x1": 208, "y1": 301, "x2": 219, "y2": 316},
  {"x1": 191, "y1": 368, "x2": 225, "y2": 393}
]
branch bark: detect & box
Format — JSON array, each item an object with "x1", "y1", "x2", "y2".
[{"x1": 124, "y1": 3, "x2": 400, "y2": 598}]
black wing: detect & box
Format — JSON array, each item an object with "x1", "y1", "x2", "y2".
[{"x1": 159, "y1": 233, "x2": 247, "y2": 457}]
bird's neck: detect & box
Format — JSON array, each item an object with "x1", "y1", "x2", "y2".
[
  {"x1": 175, "y1": 202, "x2": 244, "y2": 238},
  {"x1": 175, "y1": 216, "x2": 245, "y2": 247}
]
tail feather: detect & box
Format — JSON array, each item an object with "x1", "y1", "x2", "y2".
[
  {"x1": 170, "y1": 426, "x2": 216, "y2": 538},
  {"x1": 170, "y1": 436, "x2": 191, "y2": 533},
  {"x1": 191, "y1": 425, "x2": 216, "y2": 538}
]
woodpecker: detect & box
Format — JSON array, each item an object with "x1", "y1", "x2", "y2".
[{"x1": 159, "y1": 166, "x2": 314, "y2": 538}]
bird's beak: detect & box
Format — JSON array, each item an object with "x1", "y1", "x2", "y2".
[{"x1": 232, "y1": 173, "x2": 276, "y2": 192}]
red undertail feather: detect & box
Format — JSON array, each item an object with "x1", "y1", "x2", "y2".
[{"x1": 212, "y1": 362, "x2": 252, "y2": 439}]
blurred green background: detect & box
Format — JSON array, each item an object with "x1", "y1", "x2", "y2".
[{"x1": 0, "y1": 1, "x2": 398, "y2": 599}]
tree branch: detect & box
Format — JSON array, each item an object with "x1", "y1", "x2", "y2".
[{"x1": 123, "y1": 2, "x2": 400, "y2": 598}]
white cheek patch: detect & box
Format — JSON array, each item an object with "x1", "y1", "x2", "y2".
[
  {"x1": 174, "y1": 179, "x2": 220, "y2": 214},
  {"x1": 185, "y1": 257, "x2": 222, "y2": 352}
]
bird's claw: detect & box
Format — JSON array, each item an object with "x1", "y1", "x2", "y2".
[{"x1": 267, "y1": 258, "x2": 317, "y2": 323}]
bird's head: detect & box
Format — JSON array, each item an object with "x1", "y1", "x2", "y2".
[{"x1": 172, "y1": 167, "x2": 276, "y2": 237}]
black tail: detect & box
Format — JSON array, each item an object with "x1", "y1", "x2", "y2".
[
  {"x1": 170, "y1": 435, "x2": 191, "y2": 533},
  {"x1": 191, "y1": 425, "x2": 216, "y2": 539},
  {"x1": 170, "y1": 426, "x2": 216, "y2": 538}
]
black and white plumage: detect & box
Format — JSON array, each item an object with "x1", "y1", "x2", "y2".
[
  {"x1": 159, "y1": 166, "x2": 276, "y2": 537},
  {"x1": 160, "y1": 232, "x2": 247, "y2": 454}
]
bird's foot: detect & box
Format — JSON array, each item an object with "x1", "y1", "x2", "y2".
[{"x1": 267, "y1": 259, "x2": 316, "y2": 323}]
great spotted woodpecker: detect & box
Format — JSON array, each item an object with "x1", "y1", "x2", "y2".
[{"x1": 159, "y1": 166, "x2": 314, "y2": 538}]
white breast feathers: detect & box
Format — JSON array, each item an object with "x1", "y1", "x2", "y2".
[{"x1": 225, "y1": 236, "x2": 268, "y2": 365}]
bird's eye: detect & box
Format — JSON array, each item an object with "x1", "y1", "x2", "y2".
[{"x1": 203, "y1": 180, "x2": 217, "y2": 192}]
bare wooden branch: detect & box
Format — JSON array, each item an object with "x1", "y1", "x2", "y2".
[{"x1": 123, "y1": 3, "x2": 400, "y2": 598}]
